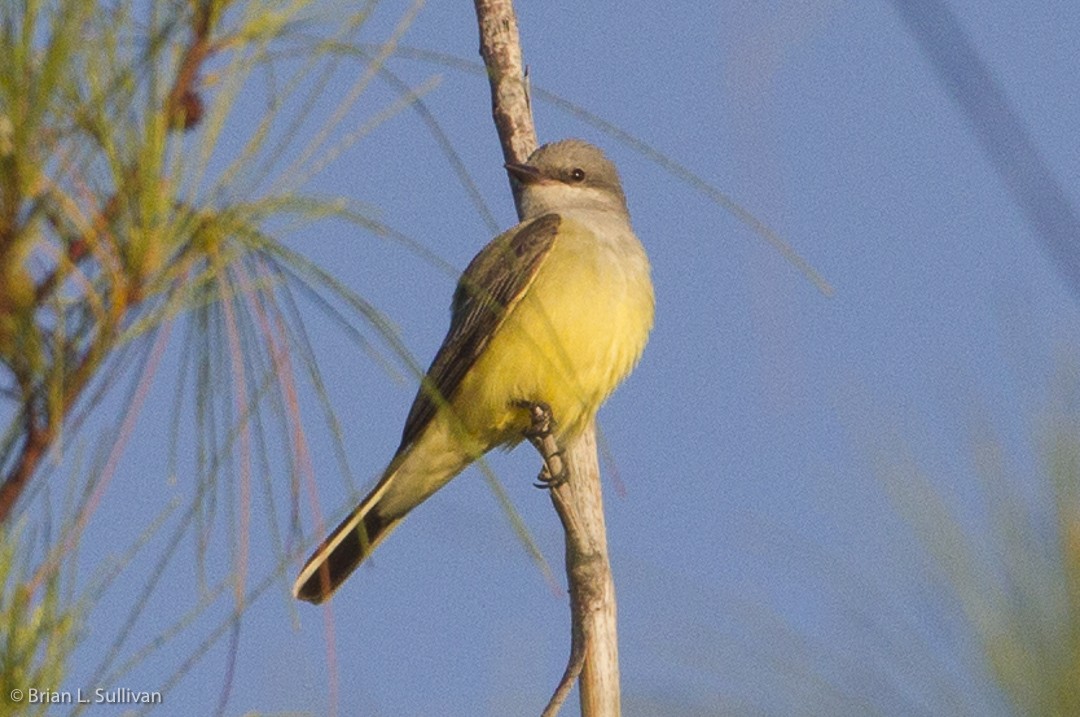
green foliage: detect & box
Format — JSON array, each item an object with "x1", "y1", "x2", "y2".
[
  {"x1": 0, "y1": 524, "x2": 81, "y2": 717},
  {"x1": 884, "y1": 386, "x2": 1080, "y2": 716},
  {"x1": 0, "y1": 0, "x2": 438, "y2": 710},
  {"x1": 992, "y1": 421, "x2": 1080, "y2": 717}
]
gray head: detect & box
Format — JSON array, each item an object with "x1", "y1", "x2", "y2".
[{"x1": 505, "y1": 139, "x2": 629, "y2": 220}]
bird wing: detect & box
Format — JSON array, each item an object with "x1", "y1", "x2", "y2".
[{"x1": 395, "y1": 213, "x2": 561, "y2": 453}]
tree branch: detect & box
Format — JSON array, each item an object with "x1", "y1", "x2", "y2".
[
  {"x1": 558, "y1": 427, "x2": 619, "y2": 716},
  {"x1": 473, "y1": 0, "x2": 538, "y2": 212},
  {"x1": 520, "y1": 405, "x2": 620, "y2": 717}
]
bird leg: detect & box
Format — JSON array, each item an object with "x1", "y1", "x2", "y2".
[{"x1": 515, "y1": 400, "x2": 569, "y2": 488}]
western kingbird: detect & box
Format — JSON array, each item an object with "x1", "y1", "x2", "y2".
[{"x1": 294, "y1": 139, "x2": 654, "y2": 603}]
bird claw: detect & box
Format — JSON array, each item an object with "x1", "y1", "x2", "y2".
[
  {"x1": 515, "y1": 400, "x2": 568, "y2": 489},
  {"x1": 533, "y1": 459, "x2": 568, "y2": 489}
]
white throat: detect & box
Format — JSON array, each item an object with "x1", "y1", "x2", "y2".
[{"x1": 519, "y1": 183, "x2": 629, "y2": 223}]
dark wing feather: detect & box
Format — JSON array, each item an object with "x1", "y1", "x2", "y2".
[{"x1": 394, "y1": 213, "x2": 561, "y2": 453}]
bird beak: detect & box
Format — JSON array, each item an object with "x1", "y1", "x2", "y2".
[{"x1": 505, "y1": 161, "x2": 544, "y2": 184}]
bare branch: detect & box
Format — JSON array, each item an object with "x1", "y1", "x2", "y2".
[
  {"x1": 519, "y1": 402, "x2": 621, "y2": 716},
  {"x1": 560, "y1": 428, "x2": 620, "y2": 716},
  {"x1": 473, "y1": 0, "x2": 537, "y2": 213}
]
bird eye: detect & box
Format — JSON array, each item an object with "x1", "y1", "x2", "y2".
[{"x1": 570, "y1": 168, "x2": 586, "y2": 182}]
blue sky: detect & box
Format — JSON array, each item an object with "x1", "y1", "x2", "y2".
[{"x1": 27, "y1": 1, "x2": 1080, "y2": 715}]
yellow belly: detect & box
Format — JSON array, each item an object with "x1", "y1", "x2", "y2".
[{"x1": 450, "y1": 215, "x2": 654, "y2": 446}]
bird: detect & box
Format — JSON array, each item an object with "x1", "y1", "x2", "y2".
[{"x1": 293, "y1": 139, "x2": 654, "y2": 603}]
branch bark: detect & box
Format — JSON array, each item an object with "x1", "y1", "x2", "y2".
[
  {"x1": 473, "y1": 0, "x2": 537, "y2": 211},
  {"x1": 536, "y1": 420, "x2": 620, "y2": 717},
  {"x1": 559, "y1": 426, "x2": 619, "y2": 716},
  {"x1": 474, "y1": 4, "x2": 621, "y2": 714}
]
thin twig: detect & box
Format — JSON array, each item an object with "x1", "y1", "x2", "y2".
[
  {"x1": 473, "y1": 0, "x2": 537, "y2": 197},
  {"x1": 166, "y1": 0, "x2": 217, "y2": 130},
  {"x1": 518, "y1": 403, "x2": 588, "y2": 717},
  {"x1": 559, "y1": 429, "x2": 619, "y2": 715},
  {"x1": 0, "y1": 417, "x2": 49, "y2": 523}
]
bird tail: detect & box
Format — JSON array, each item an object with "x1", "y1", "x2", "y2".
[
  {"x1": 292, "y1": 481, "x2": 402, "y2": 604},
  {"x1": 293, "y1": 411, "x2": 478, "y2": 603}
]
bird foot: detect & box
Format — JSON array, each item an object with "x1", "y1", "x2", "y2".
[{"x1": 513, "y1": 400, "x2": 569, "y2": 488}]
